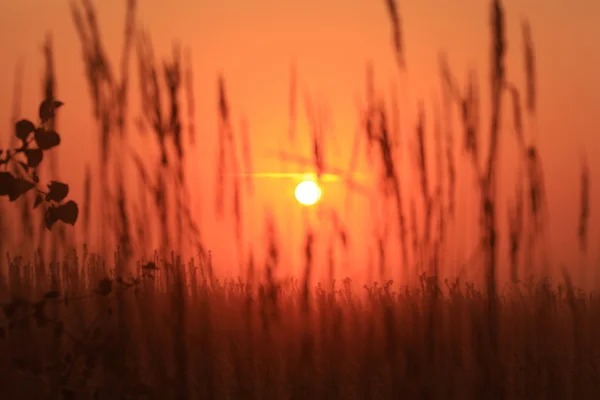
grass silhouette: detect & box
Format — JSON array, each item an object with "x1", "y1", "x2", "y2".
[{"x1": 0, "y1": 0, "x2": 598, "y2": 398}]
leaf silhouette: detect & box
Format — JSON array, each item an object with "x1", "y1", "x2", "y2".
[
  {"x1": 25, "y1": 148, "x2": 43, "y2": 168},
  {"x1": 45, "y1": 206, "x2": 59, "y2": 230},
  {"x1": 9, "y1": 178, "x2": 35, "y2": 201},
  {"x1": 15, "y1": 119, "x2": 35, "y2": 141},
  {"x1": 46, "y1": 181, "x2": 69, "y2": 202},
  {"x1": 95, "y1": 278, "x2": 113, "y2": 296},
  {"x1": 0, "y1": 172, "x2": 16, "y2": 196},
  {"x1": 56, "y1": 201, "x2": 78, "y2": 225},
  {"x1": 39, "y1": 98, "x2": 64, "y2": 122},
  {"x1": 33, "y1": 193, "x2": 43, "y2": 208},
  {"x1": 35, "y1": 129, "x2": 61, "y2": 150},
  {"x1": 142, "y1": 261, "x2": 158, "y2": 270}
]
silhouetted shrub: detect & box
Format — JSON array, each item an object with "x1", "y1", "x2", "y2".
[{"x1": 0, "y1": 99, "x2": 78, "y2": 230}]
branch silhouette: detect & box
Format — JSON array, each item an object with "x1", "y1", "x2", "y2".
[{"x1": 0, "y1": 99, "x2": 78, "y2": 230}]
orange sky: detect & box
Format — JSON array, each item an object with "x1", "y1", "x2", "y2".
[{"x1": 1, "y1": 0, "x2": 599, "y2": 285}]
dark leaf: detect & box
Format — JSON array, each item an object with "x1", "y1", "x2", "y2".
[
  {"x1": 56, "y1": 201, "x2": 78, "y2": 225},
  {"x1": 0, "y1": 172, "x2": 16, "y2": 196},
  {"x1": 15, "y1": 119, "x2": 35, "y2": 141},
  {"x1": 95, "y1": 278, "x2": 112, "y2": 296},
  {"x1": 33, "y1": 193, "x2": 43, "y2": 208},
  {"x1": 43, "y1": 290, "x2": 61, "y2": 299},
  {"x1": 45, "y1": 206, "x2": 59, "y2": 230},
  {"x1": 25, "y1": 148, "x2": 43, "y2": 168},
  {"x1": 8, "y1": 190, "x2": 20, "y2": 202},
  {"x1": 142, "y1": 262, "x2": 158, "y2": 270},
  {"x1": 39, "y1": 98, "x2": 64, "y2": 122},
  {"x1": 46, "y1": 181, "x2": 69, "y2": 202},
  {"x1": 9, "y1": 178, "x2": 35, "y2": 201},
  {"x1": 35, "y1": 129, "x2": 61, "y2": 150}
]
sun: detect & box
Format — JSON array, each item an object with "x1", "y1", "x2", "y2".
[{"x1": 295, "y1": 180, "x2": 322, "y2": 206}]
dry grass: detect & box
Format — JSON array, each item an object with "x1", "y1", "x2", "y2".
[
  {"x1": 0, "y1": 0, "x2": 598, "y2": 398},
  {"x1": 0, "y1": 253, "x2": 600, "y2": 399}
]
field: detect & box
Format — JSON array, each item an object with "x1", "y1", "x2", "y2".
[
  {"x1": 0, "y1": 0, "x2": 599, "y2": 398},
  {"x1": 1, "y1": 252, "x2": 600, "y2": 399}
]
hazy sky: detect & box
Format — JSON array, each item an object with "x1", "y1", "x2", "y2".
[{"x1": 1, "y1": 0, "x2": 599, "y2": 283}]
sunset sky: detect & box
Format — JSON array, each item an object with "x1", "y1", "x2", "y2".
[{"x1": 1, "y1": 0, "x2": 599, "y2": 284}]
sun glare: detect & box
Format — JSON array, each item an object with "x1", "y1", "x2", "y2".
[{"x1": 295, "y1": 180, "x2": 322, "y2": 206}]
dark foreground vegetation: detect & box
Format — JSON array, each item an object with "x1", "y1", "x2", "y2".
[
  {"x1": 0, "y1": 0, "x2": 597, "y2": 398},
  {"x1": 1, "y1": 252, "x2": 600, "y2": 399}
]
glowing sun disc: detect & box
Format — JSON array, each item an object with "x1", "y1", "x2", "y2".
[{"x1": 295, "y1": 180, "x2": 322, "y2": 206}]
